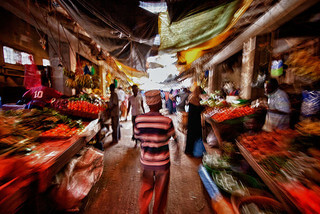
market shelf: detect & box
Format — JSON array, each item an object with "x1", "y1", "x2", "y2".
[{"x1": 236, "y1": 140, "x2": 302, "y2": 214}]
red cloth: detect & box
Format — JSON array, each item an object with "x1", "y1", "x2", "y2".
[
  {"x1": 139, "y1": 169, "x2": 170, "y2": 214},
  {"x1": 23, "y1": 86, "x2": 62, "y2": 107}
]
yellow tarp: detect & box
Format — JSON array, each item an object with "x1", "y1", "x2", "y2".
[{"x1": 114, "y1": 60, "x2": 148, "y2": 78}]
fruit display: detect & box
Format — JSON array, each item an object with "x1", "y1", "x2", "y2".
[
  {"x1": 211, "y1": 106, "x2": 256, "y2": 123},
  {"x1": 41, "y1": 124, "x2": 81, "y2": 138},
  {"x1": 64, "y1": 67, "x2": 100, "y2": 90},
  {"x1": 52, "y1": 96, "x2": 107, "y2": 119},
  {"x1": 0, "y1": 109, "x2": 83, "y2": 156},
  {"x1": 239, "y1": 130, "x2": 298, "y2": 160}
]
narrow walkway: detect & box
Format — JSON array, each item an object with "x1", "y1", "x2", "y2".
[{"x1": 80, "y1": 116, "x2": 213, "y2": 214}]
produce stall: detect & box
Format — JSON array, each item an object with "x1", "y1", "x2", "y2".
[
  {"x1": 236, "y1": 127, "x2": 320, "y2": 214},
  {"x1": 0, "y1": 107, "x2": 103, "y2": 213},
  {"x1": 202, "y1": 104, "x2": 261, "y2": 148},
  {"x1": 200, "y1": 116, "x2": 320, "y2": 214}
]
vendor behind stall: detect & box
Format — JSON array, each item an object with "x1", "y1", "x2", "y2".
[
  {"x1": 21, "y1": 76, "x2": 62, "y2": 109},
  {"x1": 262, "y1": 78, "x2": 290, "y2": 132}
]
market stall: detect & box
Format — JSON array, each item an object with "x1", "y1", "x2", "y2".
[
  {"x1": 0, "y1": 104, "x2": 105, "y2": 213},
  {"x1": 200, "y1": 119, "x2": 320, "y2": 214},
  {"x1": 201, "y1": 92, "x2": 265, "y2": 148}
]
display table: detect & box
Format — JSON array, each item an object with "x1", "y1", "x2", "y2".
[
  {"x1": 236, "y1": 141, "x2": 302, "y2": 213},
  {"x1": 0, "y1": 119, "x2": 101, "y2": 212}
]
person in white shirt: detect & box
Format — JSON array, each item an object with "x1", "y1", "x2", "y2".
[
  {"x1": 262, "y1": 78, "x2": 291, "y2": 132},
  {"x1": 116, "y1": 87, "x2": 127, "y2": 120},
  {"x1": 127, "y1": 85, "x2": 145, "y2": 143}
]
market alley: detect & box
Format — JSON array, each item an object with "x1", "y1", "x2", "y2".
[{"x1": 79, "y1": 116, "x2": 214, "y2": 214}]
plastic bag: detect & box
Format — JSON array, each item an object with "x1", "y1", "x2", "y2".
[
  {"x1": 50, "y1": 147, "x2": 104, "y2": 211},
  {"x1": 24, "y1": 56, "x2": 41, "y2": 89},
  {"x1": 206, "y1": 131, "x2": 218, "y2": 147},
  {"x1": 193, "y1": 138, "x2": 206, "y2": 158}
]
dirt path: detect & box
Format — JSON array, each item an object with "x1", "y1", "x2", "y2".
[{"x1": 80, "y1": 117, "x2": 213, "y2": 214}]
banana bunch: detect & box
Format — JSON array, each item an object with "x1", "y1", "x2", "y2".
[
  {"x1": 63, "y1": 68, "x2": 75, "y2": 79},
  {"x1": 74, "y1": 74, "x2": 94, "y2": 89},
  {"x1": 65, "y1": 78, "x2": 77, "y2": 88}
]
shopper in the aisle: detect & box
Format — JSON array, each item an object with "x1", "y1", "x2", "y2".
[
  {"x1": 176, "y1": 87, "x2": 190, "y2": 112},
  {"x1": 127, "y1": 85, "x2": 145, "y2": 144},
  {"x1": 185, "y1": 86, "x2": 205, "y2": 156},
  {"x1": 109, "y1": 83, "x2": 120, "y2": 143},
  {"x1": 134, "y1": 90, "x2": 179, "y2": 214},
  {"x1": 263, "y1": 78, "x2": 291, "y2": 132}
]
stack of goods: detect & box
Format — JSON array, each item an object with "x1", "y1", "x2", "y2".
[
  {"x1": 211, "y1": 106, "x2": 256, "y2": 123},
  {"x1": 52, "y1": 94, "x2": 107, "y2": 120},
  {"x1": 285, "y1": 50, "x2": 320, "y2": 83}
]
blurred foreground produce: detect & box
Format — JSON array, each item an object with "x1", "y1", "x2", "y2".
[
  {"x1": 295, "y1": 119, "x2": 320, "y2": 136},
  {"x1": 239, "y1": 129, "x2": 298, "y2": 160},
  {"x1": 0, "y1": 109, "x2": 83, "y2": 155}
]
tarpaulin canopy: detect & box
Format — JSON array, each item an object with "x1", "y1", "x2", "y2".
[
  {"x1": 174, "y1": 0, "x2": 253, "y2": 72},
  {"x1": 165, "y1": 0, "x2": 233, "y2": 23},
  {"x1": 159, "y1": 0, "x2": 240, "y2": 52},
  {"x1": 58, "y1": 0, "x2": 158, "y2": 72}
]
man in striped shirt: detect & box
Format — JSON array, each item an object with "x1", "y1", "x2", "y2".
[{"x1": 134, "y1": 90, "x2": 179, "y2": 214}]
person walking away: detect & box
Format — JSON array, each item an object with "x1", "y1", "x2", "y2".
[
  {"x1": 134, "y1": 90, "x2": 179, "y2": 214},
  {"x1": 185, "y1": 86, "x2": 205, "y2": 156},
  {"x1": 22, "y1": 76, "x2": 62, "y2": 109},
  {"x1": 109, "y1": 83, "x2": 120, "y2": 143},
  {"x1": 116, "y1": 86, "x2": 126, "y2": 121},
  {"x1": 262, "y1": 78, "x2": 290, "y2": 132},
  {"x1": 127, "y1": 85, "x2": 145, "y2": 144}
]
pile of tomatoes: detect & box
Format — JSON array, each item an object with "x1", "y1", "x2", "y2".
[
  {"x1": 41, "y1": 124, "x2": 80, "y2": 137},
  {"x1": 67, "y1": 100, "x2": 106, "y2": 114},
  {"x1": 211, "y1": 106, "x2": 255, "y2": 122}
]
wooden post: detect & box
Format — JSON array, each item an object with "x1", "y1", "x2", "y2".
[
  {"x1": 208, "y1": 67, "x2": 214, "y2": 94},
  {"x1": 100, "y1": 64, "x2": 106, "y2": 97},
  {"x1": 240, "y1": 37, "x2": 256, "y2": 99}
]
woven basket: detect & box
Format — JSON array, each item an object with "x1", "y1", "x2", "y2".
[{"x1": 231, "y1": 195, "x2": 285, "y2": 214}]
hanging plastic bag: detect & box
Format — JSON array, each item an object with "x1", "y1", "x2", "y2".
[
  {"x1": 50, "y1": 147, "x2": 104, "y2": 211},
  {"x1": 301, "y1": 90, "x2": 320, "y2": 117},
  {"x1": 24, "y1": 56, "x2": 41, "y2": 89},
  {"x1": 193, "y1": 138, "x2": 206, "y2": 158}
]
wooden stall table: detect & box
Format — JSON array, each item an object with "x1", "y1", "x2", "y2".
[{"x1": 0, "y1": 119, "x2": 101, "y2": 212}]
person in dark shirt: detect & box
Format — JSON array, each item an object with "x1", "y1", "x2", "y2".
[{"x1": 22, "y1": 77, "x2": 62, "y2": 109}]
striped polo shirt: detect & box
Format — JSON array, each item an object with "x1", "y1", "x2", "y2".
[{"x1": 134, "y1": 112, "x2": 176, "y2": 170}]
